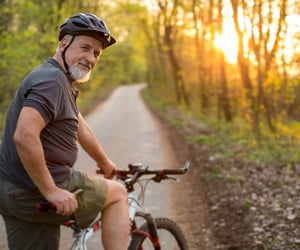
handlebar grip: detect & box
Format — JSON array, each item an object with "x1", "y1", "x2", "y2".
[
  {"x1": 36, "y1": 200, "x2": 57, "y2": 212},
  {"x1": 36, "y1": 189, "x2": 83, "y2": 213},
  {"x1": 157, "y1": 161, "x2": 190, "y2": 175},
  {"x1": 158, "y1": 168, "x2": 187, "y2": 175}
]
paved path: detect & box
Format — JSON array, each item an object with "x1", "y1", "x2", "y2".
[{"x1": 0, "y1": 83, "x2": 178, "y2": 249}]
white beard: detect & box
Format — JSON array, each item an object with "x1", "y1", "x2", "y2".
[{"x1": 69, "y1": 62, "x2": 91, "y2": 83}]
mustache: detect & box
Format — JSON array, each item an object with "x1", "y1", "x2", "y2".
[{"x1": 77, "y1": 60, "x2": 92, "y2": 70}]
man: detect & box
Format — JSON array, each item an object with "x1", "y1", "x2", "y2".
[{"x1": 0, "y1": 13, "x2": 129, "y2": 250}]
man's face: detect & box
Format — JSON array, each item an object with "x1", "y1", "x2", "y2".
[{"x1": 62, "y1": 35, "x2": 103, "y2": 82}]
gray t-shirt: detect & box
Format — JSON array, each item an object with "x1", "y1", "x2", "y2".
[{"x1": 0, "y1": 58, "x2": 79, "y2": 189}]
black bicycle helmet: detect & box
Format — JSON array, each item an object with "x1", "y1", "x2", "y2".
[{"x1": 59, "y1": 13, "x2": 116, "y2": 49}]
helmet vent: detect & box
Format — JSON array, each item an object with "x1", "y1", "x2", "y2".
[
  {"x1": 89, "y1": 18, "x2": 97, "y2": 27},
  {"x1": 73, "y1": 21, "x2": 88, "y2": 28}
]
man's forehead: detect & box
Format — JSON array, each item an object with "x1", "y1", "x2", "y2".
[{"x1": 75, "y1": 35, "x2": 103, "y2": 50}]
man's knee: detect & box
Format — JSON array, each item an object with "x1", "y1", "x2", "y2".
[{"x1": 105, "y1": 180, "x2": 127, "y2": 205}]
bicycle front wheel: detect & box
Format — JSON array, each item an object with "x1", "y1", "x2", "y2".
[{"x1": 129, "y1": 217, "x2": 188, "y2": 250}]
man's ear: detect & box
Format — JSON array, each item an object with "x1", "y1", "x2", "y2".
[{"x1": 59, "y1": 38, "x2": 69, "y2": 50}]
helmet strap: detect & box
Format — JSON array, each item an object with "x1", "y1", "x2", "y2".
[{"x1": 61, "y1": 35, "x2": 75, "y2": 75}]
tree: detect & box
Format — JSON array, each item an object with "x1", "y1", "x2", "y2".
[
  {"x1": 191, "y1": 0, "x2": 210, "y2": 112},
  {"x1": 216, "y1": 0, "x2": 233, "y2": 122},
  {"x1": 156, "y1": 0, "x2": 190, "y2": 106}
]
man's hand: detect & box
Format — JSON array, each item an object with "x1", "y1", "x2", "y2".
[
  {"x1": 44, "y1": 187, "x2": 78, "y2": 216},
  {"x1": 97, "y1": 159, "x2": 117, "y2": 179}
]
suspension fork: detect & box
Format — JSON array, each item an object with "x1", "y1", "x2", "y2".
[{"x1": 133, "y1": 211, "x2": 161, "y2": 250}]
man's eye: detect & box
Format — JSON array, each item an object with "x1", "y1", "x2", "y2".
[{"x1": 82, "y1": 46, "x2": 89, "y2": 51}]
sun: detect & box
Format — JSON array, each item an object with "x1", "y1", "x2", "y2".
[{"x1": 214, "y1": 19, "x2": 238, "y2": 63}]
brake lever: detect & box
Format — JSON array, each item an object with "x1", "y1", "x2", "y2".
[
  {"x1": 152, "y1": 175, "x2": 181, "y2": 183},
  {"x1": 167, "y1": 176, "x2": 181, "y2": 182}
]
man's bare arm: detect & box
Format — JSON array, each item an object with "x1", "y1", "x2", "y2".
[
  {"x1": 14, "y1": 107, "x2": 77, "y2": 215},
  {"x1": 77, "y1": 112, "x2": 116, "y2": 177}
]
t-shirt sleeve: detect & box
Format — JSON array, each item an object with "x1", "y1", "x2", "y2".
[{"x1": 23, "y1": 81, "x2": 63, "y2": 124}]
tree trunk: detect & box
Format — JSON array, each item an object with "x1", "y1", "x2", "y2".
[
  {"x1": 191, "y1": 0, "x2": 210, "y2": 112},
  {"x1": 217, "y1": 0, "x2": 233, "y2": 122},
  {"x1": 164, "y1": 25, "x2": 189, "y2": 106},
  {"x1": 231, "y1": 0, "x2": 260, "y2": 139}
]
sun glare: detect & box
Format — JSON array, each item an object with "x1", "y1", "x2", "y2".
[{"x1": 214, "y1": 19, "x2": 238, "y2": 63}]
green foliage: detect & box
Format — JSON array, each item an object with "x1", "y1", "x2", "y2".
[{"x1": 0, "y1": 1, "x2": 62, "y2": 132}]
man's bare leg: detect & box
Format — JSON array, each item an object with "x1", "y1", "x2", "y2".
[{"x1": 101, "y1": 180, "x2": 129, "y2": 250}]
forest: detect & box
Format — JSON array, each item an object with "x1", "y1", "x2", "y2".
[{"x1": 1, "y1": 0, "x2": 300, "y2": 164}]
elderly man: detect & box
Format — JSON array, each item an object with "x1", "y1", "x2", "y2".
[{"x1": 0, "y1": 13, "x2": 129, "y2": 250}]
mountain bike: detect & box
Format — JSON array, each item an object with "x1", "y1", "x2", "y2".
[{"x1": 37, "y1": 161, "x2": 190, "y2": 250}]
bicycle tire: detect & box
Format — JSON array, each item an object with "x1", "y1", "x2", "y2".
[{"x1": 128, "y1": 217, "x2": 188, "y2": 250}]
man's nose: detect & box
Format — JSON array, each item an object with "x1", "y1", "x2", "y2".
[{"x1": 87, "y1": 53, "x2": 97, "y2": 68}]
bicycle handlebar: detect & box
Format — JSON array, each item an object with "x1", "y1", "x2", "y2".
[{"x1": 97, "y1": 161, "x2": 190, "y2": 183}]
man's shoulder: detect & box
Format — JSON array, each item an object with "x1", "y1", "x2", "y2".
[
  {"x1": 40, "y1": 58, "x2": 64, "y2": 76},
  {"x1": 27, "y1": 58, "x2": 66, "y2": 84}
]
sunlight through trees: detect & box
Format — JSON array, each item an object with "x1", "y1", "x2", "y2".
[{"x1": 1, "y1": 0, "x2": 300, "y2": 144}]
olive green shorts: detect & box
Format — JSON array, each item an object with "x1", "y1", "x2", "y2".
[{"x1": 0, "y1": 170, "x2": 108, "y2": 250}]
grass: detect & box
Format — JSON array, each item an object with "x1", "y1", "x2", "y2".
[
  {"x1": 242, "y1": 199, "x2": 252, "y2": 208},
  {"x1": 187, "y1": 114, "x2": 300, "y2": 166}
]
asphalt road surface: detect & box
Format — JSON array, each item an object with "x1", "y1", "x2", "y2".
[{"x1": 0, "y1": 83, "x2": 181, "y2": 249}]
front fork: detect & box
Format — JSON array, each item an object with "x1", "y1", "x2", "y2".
[
  {"x1": 128, "y1": 190, "x2": 160, "y2": 249},
  {"x1": 131, "y1": 211, "x2": 161, "y2": 250}
]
